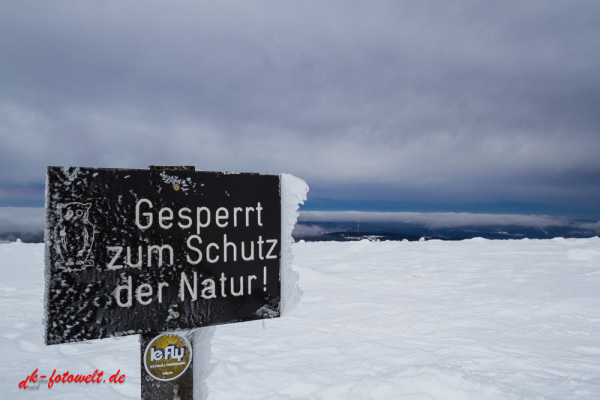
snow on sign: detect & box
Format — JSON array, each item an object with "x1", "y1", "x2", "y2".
[{"x1": 44, "y1": 166, "x2": 281, "y2": 345}]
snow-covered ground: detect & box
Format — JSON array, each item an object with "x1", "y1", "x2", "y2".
[{"x1": 2, "y1": 238, "x2": 600, "y2": 399}]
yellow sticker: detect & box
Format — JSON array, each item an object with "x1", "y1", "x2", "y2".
[{"x1": 143, "y1": 334, "x2": 192, "y2": 381}]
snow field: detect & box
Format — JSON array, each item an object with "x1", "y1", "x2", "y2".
[{"x1": 1, "y1": 237, "x2": 599, "y2": 399}]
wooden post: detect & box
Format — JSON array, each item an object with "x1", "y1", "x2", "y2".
[{"x1": 142, "y1": 166, "x2": 196, "y2": 400}]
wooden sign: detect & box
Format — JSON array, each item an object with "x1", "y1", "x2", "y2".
[{"x1": 44, "y1": 166, "x2": 281, "y2": 345}]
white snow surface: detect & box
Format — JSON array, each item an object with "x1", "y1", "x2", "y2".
[{"x1": 2, "y1": 237, "x2": 600, "y2": 399}]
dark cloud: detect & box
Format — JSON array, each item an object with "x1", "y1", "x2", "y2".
[{"x1": 1, "y1": 1, "x2": 599, "y2": 216}]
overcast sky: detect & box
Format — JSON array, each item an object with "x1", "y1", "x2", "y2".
[{"x1": 1, "y1": 1, "x2": 599, "y2": 217}]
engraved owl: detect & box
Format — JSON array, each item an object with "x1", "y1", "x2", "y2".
[{"x1": 54, "y1": 202, "x2": 95, "y2": 268}]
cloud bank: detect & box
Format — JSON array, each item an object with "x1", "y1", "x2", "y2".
[
  {"x1": 300, "y1": 210, "x2": 582, "y2": 230},
  {"x1": 1, "y1": 207, "x2": 598, "y2": 242},
  {"x1": 0, "y1": 207, "x2": 44, "y2": 242}
]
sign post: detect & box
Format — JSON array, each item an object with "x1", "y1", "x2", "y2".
[
  {"x1": 140, "y1": 167, "x2": 196, "y2": 400},
  {"x1": 44, "y1": 166, "x2": 286, "y2": 399}
]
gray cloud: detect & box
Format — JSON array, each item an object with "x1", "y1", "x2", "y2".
[
  {"x1": 0, "y1": 207, "x2": 44, "y2": 235},
  {"x1": 299, "y1": 210, "x2": 574, "y2": 229},
  {"x1": 1, "y1": 1, "x2": 599, "y2": 214},
  {"x1": 291, "y1": 223, "x2": 330, "y2": 239}
]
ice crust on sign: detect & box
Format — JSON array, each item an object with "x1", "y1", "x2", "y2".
[{"x1": 279, "y1": 173, "x2": 308, "y2": 315}]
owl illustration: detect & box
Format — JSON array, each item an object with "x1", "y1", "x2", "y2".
[{"x1": 54, "y1": 202, "x2": 95, "y2": 268}]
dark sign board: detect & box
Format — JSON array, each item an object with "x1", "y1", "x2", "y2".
[{"x1": 44, "y1": 167, "x2": 281, "y2": 345}]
